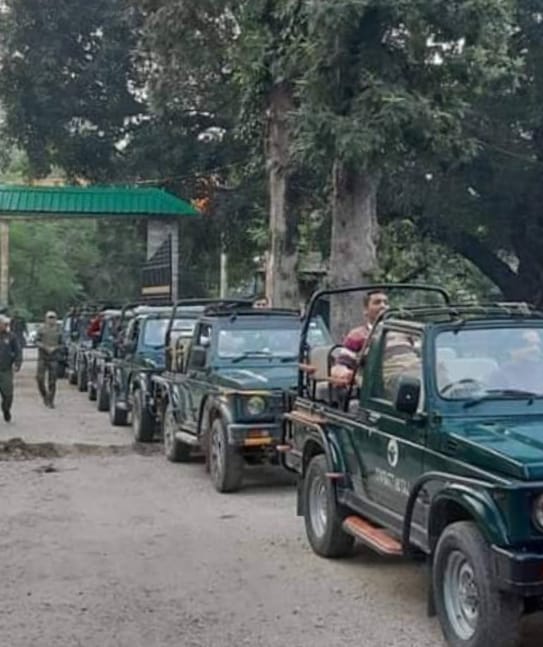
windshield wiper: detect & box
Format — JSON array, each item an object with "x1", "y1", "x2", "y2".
[
  {"x1": 463, "y1": 389, "x2": 541, "y2": 409},
  {"x1": 231, "y1": 351, "x2": 273, "y2": 364}
]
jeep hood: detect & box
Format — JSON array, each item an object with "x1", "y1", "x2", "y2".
[
  {"x1": 215, "y1": 364, "x2": 297, "y2": 391},
  {"x1": 448, "y1": 417, "x2": 543, "y2": 480}
]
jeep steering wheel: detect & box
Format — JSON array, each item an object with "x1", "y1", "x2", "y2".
[{"x1": 440, "y1": 378, "x2": 482, "y2": 396}]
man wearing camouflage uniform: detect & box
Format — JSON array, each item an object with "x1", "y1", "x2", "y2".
[
  {"x1": 36, "y1": 311, "x2": 63, "y2": 408},
  {"x1": 0, "y1": 314, "x2": 22, "y2": 421}
]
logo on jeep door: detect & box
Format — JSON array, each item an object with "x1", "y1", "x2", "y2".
[{"x1": 387, "y1": 438, "x2": 399, "y2": 468}]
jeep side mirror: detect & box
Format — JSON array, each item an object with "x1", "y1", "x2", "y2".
[
  {"x1": 394, "y1": 376, "x2": 421, "y2": 416},
  {"x1": 190, "y1": 346, "x2": 207, "y2": 370}
]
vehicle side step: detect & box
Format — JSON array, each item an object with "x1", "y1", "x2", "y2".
[
  {"x1": 276, "y1": 444, "x2": 291, "y2": 453},
  {"x1": 175, "y1": 431, "x2": 200, "y2": 447},
  {"x1": 342, "y1": 515, "x2": 403, "y2": 556}
]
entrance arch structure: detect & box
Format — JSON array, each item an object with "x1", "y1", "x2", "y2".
[{"x1": 0, "y1": 184, "x2": 198, "y2": 304}]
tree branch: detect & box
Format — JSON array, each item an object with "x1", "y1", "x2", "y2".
[{"x1": 443, "y1": 229, "x2": 523, "y2": 300}]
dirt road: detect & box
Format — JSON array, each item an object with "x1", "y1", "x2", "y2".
[{"x1": 1, "y1": 356, "x2": 542, "y2": 646}]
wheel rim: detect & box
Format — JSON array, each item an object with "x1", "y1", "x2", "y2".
[
  {"x1": 210, "y1": 422, "x2": 224, "y2": 484},
  {"x1": 164, "y1": 407, "x2": 175, "y2": 454},
  {"x1": 308, "y1": 474, "x2": 328, "y2": 539},
  {"x1": 443, "y1": 550, "x2": 480, "y2": 640}
]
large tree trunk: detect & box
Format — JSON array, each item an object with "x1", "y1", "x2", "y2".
[
  {"x1": 265, "y1": 83, "x2": 299, "y2": 309},
  {"x1": 329, "y1": 163, "x2": 379, "y2": 339}
]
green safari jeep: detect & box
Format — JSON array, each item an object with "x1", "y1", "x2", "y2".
[
  {"x1": 152, "y1": 303, "x2": 332, "y2": 492},
  {"x1": 282, "y1": 283, "x2": 543, "y2": 647}
]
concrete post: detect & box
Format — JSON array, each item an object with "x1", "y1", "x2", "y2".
[
  {"x1": 170, "y1": 219, "x2": 179, "y2": 302},
  {"x1": 220, "y1": 251, "x2": 228, "y2": 298},
  {"x1": 0, "y1": 221, "x2": 9, "y2": 306}
]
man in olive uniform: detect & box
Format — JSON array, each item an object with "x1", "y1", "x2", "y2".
[
  {"x1": 36, "y1": 311, "x2": 63, "y2": 408},
  {"x1": 0, "y1": 314, "x2": 22, "y2": 421}
]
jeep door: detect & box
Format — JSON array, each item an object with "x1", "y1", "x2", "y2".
[
  {"x1": 357, "y1": 327, "x2": 427, "y2": 522},
  {"x1": 180, "y1": 323, "x2": 212, "y2": 432},
  {"x1": 120, "y1": 318, "x2": 141, "y2": 398}
]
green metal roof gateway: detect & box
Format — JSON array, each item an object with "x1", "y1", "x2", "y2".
[{"x1": 0, "y1": 185, "x2": 199, "y2": 218}]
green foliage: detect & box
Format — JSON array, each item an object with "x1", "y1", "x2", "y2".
[
  {"x1": 0, "y1": 0, "x2": 144, "y2": 180},
  {"x1": 296, "y1": 0, "x2": 517, "y2": 171},
  {"x1": 8, "y1": 219, "x2": 144, "y2": 318},
  {"x1": 378, "y1": 220, "x2": 496, "y2": 302},
  {"x1": 380, "y1": 1, "x2": 543, "y2": 305},
  {"x1": 4, "y1": 0, "x2": 543, "y2": 308},
  {"x1": 137, "y1": 0, "x2": 268, "y2": 294},
  {"x1": 10, "y1": 222, "x2": 82, "y2": 315}
]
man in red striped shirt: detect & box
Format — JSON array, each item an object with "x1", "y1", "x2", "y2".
[{"x1": 332, "y1": 290, "x2": 389, "y2": 381}]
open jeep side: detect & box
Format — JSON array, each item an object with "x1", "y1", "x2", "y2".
[
  {"x1": 64, "y1": 309, "x2": 96, "y2": 389},
  {"x1": 282, "y1": 283, "x2": 543, "y2": 647}
]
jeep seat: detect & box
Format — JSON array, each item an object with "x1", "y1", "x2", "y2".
[
  {"x1": 439, "y1": 357, "x2": 499, "y2": 387},
  {"x1": 437, "y1": 347, "x2": 457, "y2": 363},
  {"x1": 168, "y1": 335, "x2": 191, "y2": 373},
  {"x1": 301, "y1": 345, "x2": 344, "y2": 404}
]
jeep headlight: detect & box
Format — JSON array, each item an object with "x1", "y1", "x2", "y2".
[
  {"x1": 246, "y1": 396, "x2": 266, "y2": 416},
  {"x1": 533, "y1": 494, "x2": 543, "y2": 531}
]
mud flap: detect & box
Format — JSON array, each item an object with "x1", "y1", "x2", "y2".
[
  {"x1": 427, "y1": 556, "x2": 436, "y2": 617},
  {"x1": 296, "y1": 477, "x2": 304, "y2": 516}
]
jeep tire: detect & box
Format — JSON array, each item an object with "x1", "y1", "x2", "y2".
[
  {"x1": 96, "y1": 373, "x2": 110, "y2": 412},
  {"x1": 109, "y1": 385, "x2": 128, "y2": 427},
  {"x1": 132, "y1": 388, "x2": 155, "y2": 442},
  {"x1": 209, "y1": 417, "x2": 243, "y2": 493},
  {"x1": 433, "y1": 521, "x2": 522, "y2": 647},
  {"x1": 77, "y1": 362, "x2": 87, "y2": 392},
  {"x1": 87, "y1": 377, "x2": 97, "y2": 401},
  {"x1": 163, "y1": 401, "x2": 191, "y2": 462},
  {"x1": 303, "y1": 454, "x2": 354, "y2": 558}
]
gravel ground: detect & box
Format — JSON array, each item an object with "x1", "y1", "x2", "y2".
[{"x1": 1, "y1": 356, "x2": 542, "y2": 646}]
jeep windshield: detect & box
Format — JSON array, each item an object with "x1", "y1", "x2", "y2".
[
  {"x1": 436, "y1": 326, "x2": 543, "y2": 402},
  {"x1": 143, "y1": 318, "x2": 195, "y2": 347},
  {"x1": 218, "y1": 325, "x2": 300, "y2": 361},
  {"x1": 101, "y1": 317, "x2": 120, "y2": 343}
]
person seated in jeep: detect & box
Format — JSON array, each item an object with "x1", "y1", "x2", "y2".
[
  {"x1": 331, "y1": 290, "x2": 389, "y2": 382},
  {"x1": 487, "y1": 329, "x2": 543, "y2": 393},
  {"x1": 87, "y1": 313, "x2": 103, "y2": 347},
  {"x1": 382, "y1": 332, "x2": 422, "y2": 401}
]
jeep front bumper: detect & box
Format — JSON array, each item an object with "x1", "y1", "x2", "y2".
[
  {"x1": 227, "y1": 423, "x2": 282, "y2": 448},
  {"x1": 492, "y1": 545, "x2": 543, "y2": 595}
]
